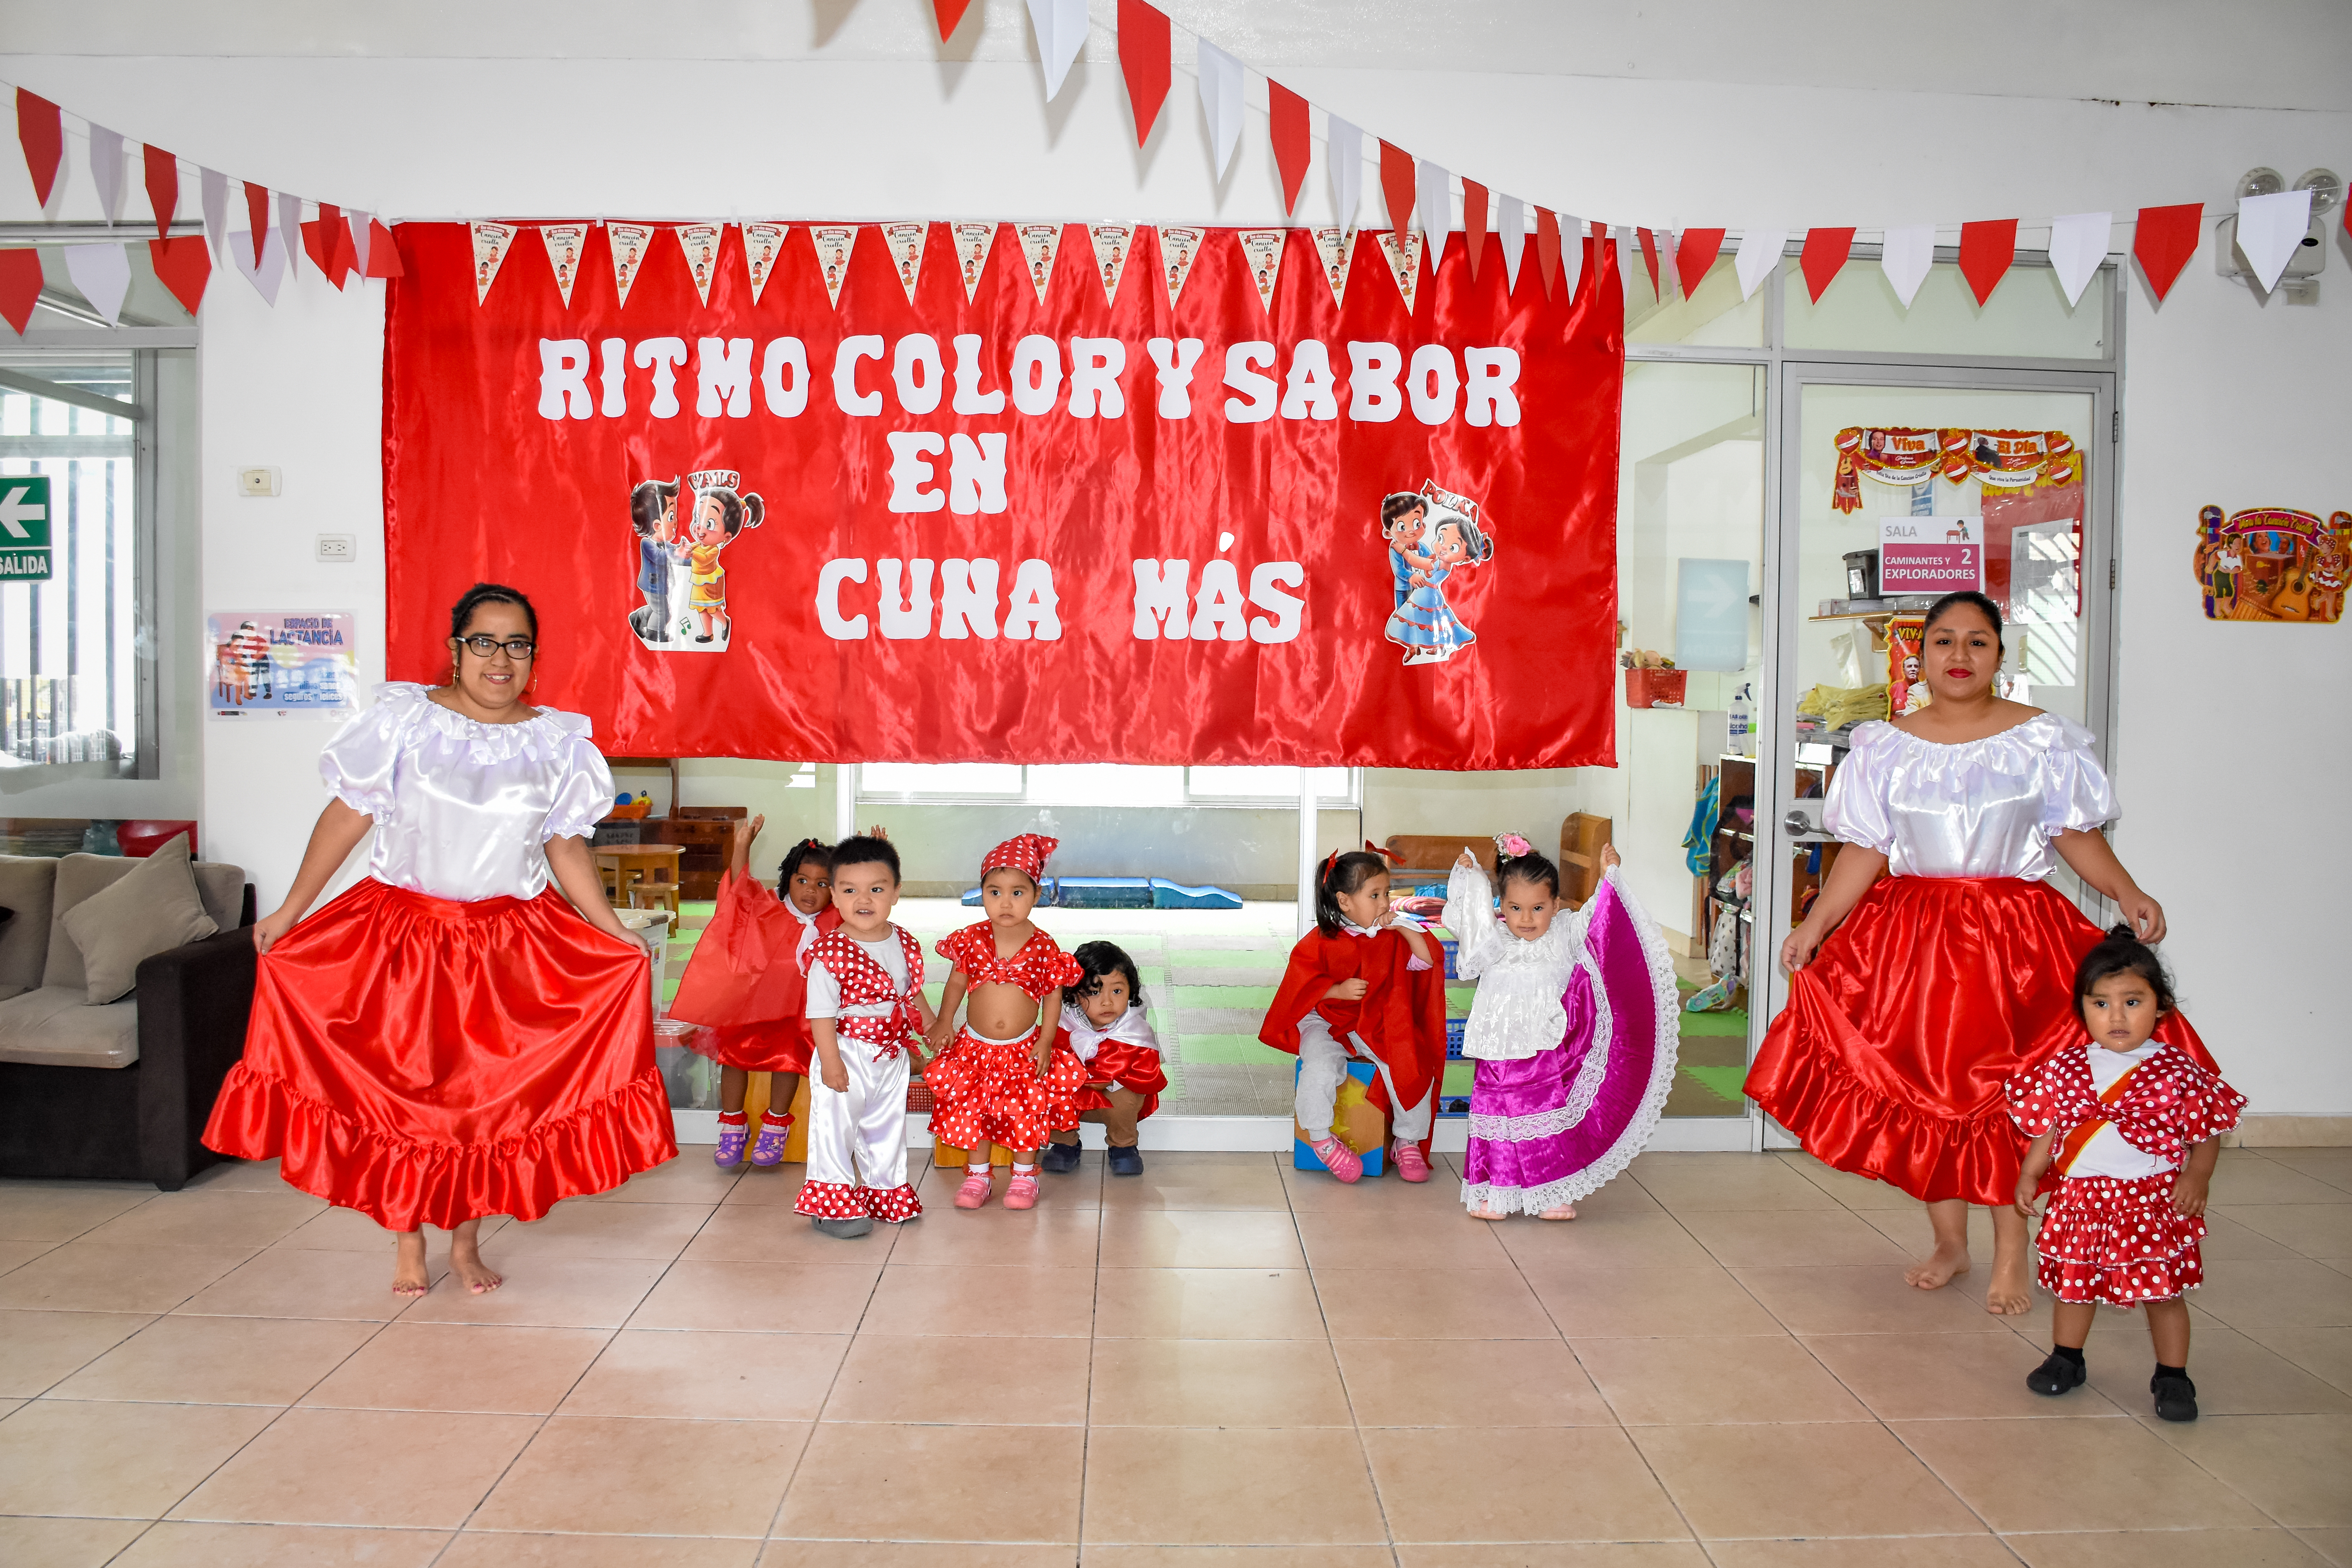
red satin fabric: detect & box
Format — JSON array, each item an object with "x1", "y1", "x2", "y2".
[
  {"x1": 1260, "y1": 927, "x2": 1449, "y2": 1151},
  {"x1": 1067, "y1": 1033, "x2": 1169, "y2": 1121},
  {"x1": 925, "y1": 1025, "x2": 1086, "y2": 1152},
  {"x1": 1745, "y1": 876, "x2": 2212, "y2": 1206},
  {"x1": 670, "y1": 870, "x2": 829, "y2": 1072},
  {"x1": 203, "y1": 878, "x2": 677, "y2": 1230}
]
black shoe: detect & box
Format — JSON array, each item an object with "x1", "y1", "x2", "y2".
[
  {"x1": 2152, "y1": 1371, "x2": 2199, "y2": 1422},
  {"x1": 811, "y1": 1215, "x2": 874, "y2": 1239},
  {"x1": 1039, "y1": 1141, "x2": 1083, "y2": 1174},
  {"x1": 2026, "y1": 1351, "x2": 2087, "y2": 1397},
  {"x1": 1107, "y1": 1144, "x2": 1145, "y2": 1177}
]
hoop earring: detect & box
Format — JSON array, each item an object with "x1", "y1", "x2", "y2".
[
  {"x1": 449, "y1": 659, "x2": 460, "y2": 685},
  {"x1": 526, "y1": 667, "x2": 539, "y2": 696}
]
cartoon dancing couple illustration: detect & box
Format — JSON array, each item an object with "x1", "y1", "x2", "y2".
[
  {"x1": 629, "y1": 469, "x2": 766, "y2": 651},
  {"x1": 1380, "y1": 483, "x2": 1494, "y2": 666}
]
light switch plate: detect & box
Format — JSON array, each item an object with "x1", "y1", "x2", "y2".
[
  {"x1": 238, "y1": 467, "x2": 281, "y2": 497},
  {"x1": 316, "y1": 534, "x2": 356, "y2": 562}
]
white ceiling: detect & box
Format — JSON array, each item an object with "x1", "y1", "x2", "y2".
[{"x1": 7, "y1": 0, "x2": 2349, "y2": 113}]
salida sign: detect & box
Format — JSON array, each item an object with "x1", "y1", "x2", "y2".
[
  {"x1": 384, "y1": 221, "x2": 1624, "y2": 768},
  {"x1": 0, "y1": 477, "x2": 52, "y2": 583}
]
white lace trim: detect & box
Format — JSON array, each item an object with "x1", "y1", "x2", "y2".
[
  {"x1": 377, "y1": 680, "x2": 593, "y2": 760},
  {"x1": 1461, "y1": 1177, "x2": 1586, "y2": 1215}
]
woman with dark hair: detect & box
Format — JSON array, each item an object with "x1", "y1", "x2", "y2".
[
  {"x1": 204, "y1": 583, "x2": 676, "y2": 1297},
  {"x1": 1747, "y1": 590, "x2": 2213, "y2": 1316}
]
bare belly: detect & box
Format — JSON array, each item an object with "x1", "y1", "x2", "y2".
[{"x1": 963, "y1": 981, "x2": 1043, "y2": 1041}]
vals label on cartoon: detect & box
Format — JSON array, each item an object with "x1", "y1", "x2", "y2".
[{"x1": 629, "y1": 469, "x2": 766, "y2": 652}]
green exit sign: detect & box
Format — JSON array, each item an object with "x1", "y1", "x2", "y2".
[{"x1": 0, "y1": 477, "x2": 50, "y2": 583}]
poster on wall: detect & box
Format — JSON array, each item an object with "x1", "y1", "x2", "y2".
[
  {"x1": 1878, "y1": 516, "x2": 1983, "y2": 595},
  {"x1": 205, "y1": 611, "x2": 360, "y2": 720},
  {"x1": 2193, "y1": 505, "x2": 2350, "y2": 624},
  {"x1": 381, "y1": 220, "x2": 1625, "y2": 769}
]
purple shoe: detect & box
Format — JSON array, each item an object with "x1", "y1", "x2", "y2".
[
  {"x1": 713, "y1": 1120, "x2": 749, "y2": 1170},
  {"x1": 750, "y1": 1114, "x2": 794, "y2": 1168}
]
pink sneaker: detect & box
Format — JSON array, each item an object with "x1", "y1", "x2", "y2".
[
  {"x1": 713, "y1": 1120, "x2": 748, "y2": 1169},
  {"x1": 749, "y1": 1115, "x2": 793, "y2": 1169},
  {"x1": 1310, "y1": 1135, "x2": 1363, "y2": 1183},
  {"x1": 954, "y1": 1171, "x2": 993, "y2": 1209},
  {"x1": 1003, "y1": 1173, "x2": 1040, "y2": 1210},
  {"x1": 1392, "y1": 1142, "x2": 1432, "y2": 1183}
]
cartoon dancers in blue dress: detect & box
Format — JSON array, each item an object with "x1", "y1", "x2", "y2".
[{"x1": 1382, "y1": 484, "x2": 1494, "y2": 666}]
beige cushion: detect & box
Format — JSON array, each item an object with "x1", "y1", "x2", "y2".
[
  {"x1": 0, "y1": 854, "x2": 57, "y2": 1001},
  {"x1": 0, "y1": 984, "x2": 138, "y2": 1068},
  {"x1": 45, "y1": 844, "x2": 244, "y2": 995},
  {"x1": 56, "y1": 835, "x2": 219, "y2": 1005}
]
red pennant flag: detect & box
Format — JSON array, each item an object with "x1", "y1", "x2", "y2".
[
  {"x1": 243, "y1": 182, "x2": 271, "y2": 267},
  {"x1": 1462, "y1": 179, "x2": 1490, "y2": 282},
  {"x1": 2132, "y1": 203, "x2": 2202, "y2": 303},
  {"x1": 324, "y1": 205, "x2": 359, "y2": 288},
  {"x1": 0, "y1": 248, "x2": 41, "y2": 334},
  {"x1": 1799, "y1": 226, "x2": 1854, "y2": 302},
  {"x1": 148, "y1": 236, "x2": 211, "y2": 315},
  {"x1": 1636, "y1": 228, "x2": 1661, "y2": 295},
  {"x1": 141, "y1": 143, "x2": 179, "y2": 239},
  {"x1": 15, "y1": 91, "x2": 60, "y2": 208},
  {"x1": 1535, "y1": 206, "x2": 1562, "y2": 299},
  {"x1": 1118, "y1": 0, "x2": 1172, "y2": 148},
  {"x1": 364, "y1": 219, "x2": 405, "y2": 278},
  {"x1": 1675, "y1": 227, "x2": 1725, "y2": 295},
  {"x1": 300, "y1": 215, "x2": 336, "y2": 281},
  {"x1": 1268, "y1": 81, "x2": 1311, "y2": 216},
  {"x1": 1957, "y1": 218, "x2": 2017, "y2": 305},
  {"x1": 1378, "y1": 140, "x2": 1415, "y2": 236},
  {"x1": 932, "y1": 0, "x2": 974, "y2": 40}
]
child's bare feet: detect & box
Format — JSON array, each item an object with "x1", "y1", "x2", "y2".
[
  {"x1": 391, "y1": 1231, "x2": 432, "y2": 1297},
  {"x1": 1984, "y1": 1251, "x2": 2032, "y2": 1316},
  {"x1": 1539, "y1": 1204, "x2": 1577, "y2": 1221},
  {"x1": 1468, "y1": 1205, "x2": 1509, "y2": 1221},
  {"x1": 447, "y1": 1220, "x2": 503, "y2": 1294},
  {"x1": 1904, "y1": 1243, "x2": 1971, "y2": 1292}
]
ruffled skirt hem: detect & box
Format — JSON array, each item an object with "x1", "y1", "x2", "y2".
[{"x1": 2035, "y1": 1171, "x2": 2204, "y2": 1305}]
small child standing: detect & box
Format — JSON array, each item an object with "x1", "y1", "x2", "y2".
[
  {"x1": 925, "y1": 834, "x2": 1087, "y2": 1211},
  {"x1": 796, "y1": 835, "x2": 933, "y2": 1237},
  {"x1": 1261, "y1": 849, "x2": 1447, "y2": 1184},
  {"x1": 1447, "y1": 835, "x2": 1679, "y2": 1220},
  {"x1": 1042, "y1": 940, "x2": 1166, "y2": 1178},
  {"x1": 2010, "y1": 925, "x2": 2245, "y2": 1422}
]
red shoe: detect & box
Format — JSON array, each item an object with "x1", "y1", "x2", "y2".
[
  {"x1": 1310, "y1": 1135, "x2": 1363, "y2": 1183},
  {"x1": 954, "y1": 1171, "x2": 993, "y2": 1209},
  {"x1": 1392, "y1": 1142, "x2": 1432, "y2": 1183}
]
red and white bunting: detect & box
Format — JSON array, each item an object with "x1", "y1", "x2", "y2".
[
  {"x1": 540, "y1": 224, "x2": 587, "y2": 306},
  {"x1": 1310, "y1": 226, "x2": 1354, "y2": 310},
  {"x1": 813, "y1": 225, "x2": 857, "y2": 309},
  {"x1": 1327, "y1": 115, "x2": 1363, "y2": 229},
  {"x1": 149, "y1": 235, "x2": 209, "y2": 315},
  {"x1": 469, "y1": 221, "x2": 516, "y2": 304},
  {"x1": 0, "y1": 250, "x2": 41, "y2": 332},
  {"x1": 1957, "y1": 219, "x2": 2016, "y2": 305},
  {"x1": 2046, "y1": 212, "x2": 2110, "y2": 307},
  {"x1": 1676, "y1": 228, "x2": 1725, "y2": 295},
  {"x1": 1237, "y1": 229, "x2": 1284, "y2": 313},
  {"x1": 2235, "y1": 188, "x2": 2313, "y2": 291},
  {"x1": 241, "y1": 181, "x2": 270, "y2": 268},
  {"x1": 1558, "y1": 212, "x2": 1585, "y2": 300},
  {"x1": 1117, "y1": 0, "x2": 1171, "y2": 145},
  {"x1": 88, "y1": 125, "x2": 124, "y2": 222},
  {"x1": 676, "y1": 224, "x2": 720, "y2": 306},
  {"x1": 1026, "y1": 0, "x2": 1088, "y2": 101},
  {"x1": 1733, "y1": 228, "x2": 1787, "y2": 300},
  {"x1": 1881, "y1": 224, "x2": 1935, "y2": 307},
  {"x1": 1015, "y1": 222, "x2": 1060, "y2": 307},
  {"x1": 608, "y1": 222, "x2": 654, "y2": 307},
  {"x1": 881, "y1": 221, "x2": 927, "y2": 305},
  {"x1": 742, "y1": 222, "x2": 787, "y2": 303},
  {"x1": 1497, "y1": 195, "x2": 1525, "y2": 292},
  {"x1": 1415, "y1": 159, "x2": 1450, "y2": 251},
  {"x1": 1159, "y1": 224, "x2": 1204, "y2": 307},
  {"x1": 142, "y1": 143, "x2": 178, "y2": 238},
  {"x1": 64, "y1": 244, "x2": 129, "y2": 324},
  {"x1": 1375, "y1": 229, "x2": 1422, "y2": 313},
  {"x1": 198, "y1": 167, "x2": 228, "y2": 260},
  {"x1": 1801, "y1": 227, "x2": 1854, "y2": 302},
  {"x1": 15, "y1": 90, "x2": 61, "y2": 208},
  {"x1": 952, "y1": 221, "x2": 995, "y2": 303},
  {"x1": 276, "y1": 192, "x2": 303, "y2": 277},
  {"x1": 2132, "y1": 204, "x2": 2201, "y2": 302},
  {"x1": 1089, "y1": 223, "x2": 1134, "y2": 306},
  {"x1": 348, "y1": 210, "x2": 372, "y2": 279},
  {"x1": 1197, "y1": 39, "x2": 1244, "y2": 178}
]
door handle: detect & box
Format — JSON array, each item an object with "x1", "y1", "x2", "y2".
[{"x1": 1783, "y1": 808, "x2": 1831, "y2": 843}]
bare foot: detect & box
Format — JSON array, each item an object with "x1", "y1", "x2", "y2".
[
  {"x1": 391, "y1": 1232, "x2": 432, "y2": 1297},
  {"x1": 448, "y1": 1222, "x2": 503, "y2": 1294},
  {"x1": 1985, "y1": 1252, "x2": 2032, "y2": 1316},
  {"x1": 1539, "y1": 1205, "x2": 1577, "y2": 1221},
  {"x1": 1904, "y1": 1243, "x2": 1971, "y2": 1292},
  {"x1": 1468, "y1": 1206, "x2": 1509, "y2": 1221}
]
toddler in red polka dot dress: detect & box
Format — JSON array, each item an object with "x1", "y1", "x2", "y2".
[{"x1": 2008, "y1": 925, "x2": 2244, "y2": 1423}]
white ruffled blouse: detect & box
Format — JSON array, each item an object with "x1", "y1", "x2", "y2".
[
  {"x1": 1824, "y1": 713, "x2": 2116, "y2": 882},
  {"x1": 320, "y1": 682, "x2": 615, "y2": 903},
  {"x1": 1444, "y1": 859, "x2": 1589, "y2": 1062},
  {"x1": 1063, "y1": 1004, "x2": 1161, "y2": 1064}
]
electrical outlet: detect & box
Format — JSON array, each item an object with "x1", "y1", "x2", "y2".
[
  {"x1": 316, "y1": 534, "x2": 356, "y2": 562},
  {"x1": 238, "y1": 467, "x2": 281, "y2": 497}
]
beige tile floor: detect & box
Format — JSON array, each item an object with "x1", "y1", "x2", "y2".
[{"x1": 1, "y1": 1145, "x2": 2347, "y2": 1566}]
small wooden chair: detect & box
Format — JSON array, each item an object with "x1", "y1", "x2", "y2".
[{"x1": 1559, "y1": 812, "x2": 1615, "y2": 908}]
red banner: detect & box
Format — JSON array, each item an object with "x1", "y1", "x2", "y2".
[{"x1": 383, "y1": 221, "x2": 1622, "y2": 769}]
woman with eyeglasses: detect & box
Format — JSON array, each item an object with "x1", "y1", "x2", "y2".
[{"x1": 205, "y1": 582, "x2": 676, "y2": 1298}]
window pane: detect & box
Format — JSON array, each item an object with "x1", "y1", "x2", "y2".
[
  {"x1": 1786, "y1": 258, "x2": 2108, "y2": 358},
  {"x1": 1188, "y1": 765, "x2": 1352, "y2": 802},
  {"x1": 1626, "y1": 253, "x2": 1766, "y2": 347},
  {"x1": 1026, "y1": 763, "x2": 1184, "y2": 807},
  {"x1": 859, "y1": 762, "x2": 1022, "y2": 796}
]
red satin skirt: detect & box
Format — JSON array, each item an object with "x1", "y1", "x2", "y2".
[
  {"x1": 683, "y1": 1022, "x2": 812, "y2": 1076},
  {"x1": 203, "y1": 878, "x2": 678, "y2": 1230},
  {"x1": 1075, "y1": 1039, "x2": 1168, "y2": 1120},
  {"x1": 1744, "y1": 876, "x2": 2211, "y2": 1206},
  {"x1": 926, "y1": 1025, "x2": 1086, "y2": 1152}
]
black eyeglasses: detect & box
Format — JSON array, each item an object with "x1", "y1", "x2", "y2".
[{"x1": 456, "y1": 635, "x2": 536, "y2": 659}]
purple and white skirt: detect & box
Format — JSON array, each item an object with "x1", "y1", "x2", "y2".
[{"x1": 1460, "y1": 875, "x2": 1680, "y2": 1216}]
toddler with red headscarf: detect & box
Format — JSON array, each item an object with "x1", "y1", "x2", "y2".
[{"x1": 924, "y1": 833, "x2": 1089, "y2": 1210}]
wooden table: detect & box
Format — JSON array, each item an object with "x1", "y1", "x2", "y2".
[{"x1": 593, "y1": 844, "x2": 684, "y2": 913}]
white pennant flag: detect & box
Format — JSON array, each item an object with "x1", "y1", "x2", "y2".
[
  {"x1": 198, "y1": 168, "x2": 228, "y2": 260},
  {"x1": 228, "y1": 225, "x2": 285, "y2": 305},
  {"x1": 813, "y1": 225, "x2": 857, "y2": 309},
  {"x1": 1375, "y1": 231, "x2": 1423, "y2": 313},
  {"x1": 676, "y1": 224, "x2": 721, "y2": 306},
  {"x1": 1025, "y1": 0, "x2": 1088, "y2": 101},
  {"x1": 2235, "y1": 188, "x2": 2313, "y2": 292},
  {"x1": 88, "y1": 126, "x2": 125, "y2": 222},
  {"x1": 348, "y1": 210, "x2": 372, "y2": 281},
  {"x1": 1327, "y1": 114, "x2": 1363, "y2": 228},
  {"x1": 608, "y1": 223, "x2": 654, "y2": 307},
  {"x1": 469, "y1": 221, "x2": 517, "y2": 304},
  {"x1": 1558, "y1": 213, "x2": 1585, "y2": 300},
  {"x1": 278, "y1": 192, "x2": 305, "y2": 278},
  {"x1": 1615, "y1": 225, "x2": 1642, "y2": 299},
  {"x1": 1159, "y1": 225, "x2": 1204, "y2": 307},
  {"x1": 742, "y1": 223, "x2": 787, "y2": 303},
  {"x1": 1880, "y1": 224, "x2": 1936, "y2": 308},
  {"x1": 882, "y1": 222, "x2": 927, "y2": 305},
  {"x1": 2045, "y1": 212, "x2": 2111, "y2": 307},
  {"x1": 1015, "y1": 223, "x2": 1061, "y2": 307},
  {"x1": 1733, "y1": 227, "x2": 1787, "y2": 301},
  {"x1": 1415, "y1": 160, "x2": 1450, "y2": 250},
  {"x1": 541, "y1": 224, "x2": 588, "y2": 306},
  {"x1": 1198, "y1": 39, "x2": 1244, "y2": 178},
  {"x1": 953, "y1": 222, "x2": 996, "y2": 303},
  {"x1": 1089, "y1": 223, "x2": 1134, "y2": 307},
  {"x1": 1497, "y1": 195, "x2": 1526, "y2": 292},
  {"x1": 1237, "y1": 230, "x2": 1285, "y2": 314},
  {"x1": 1656, "y1": 227, "x2": 1680, "y2": 300},
  {"x1": 64, "y1": 245, "x2": 131, "y2": 324},
  {"x1": 1310, "y1": 227, "x2": 1355, "y2": 310}
]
